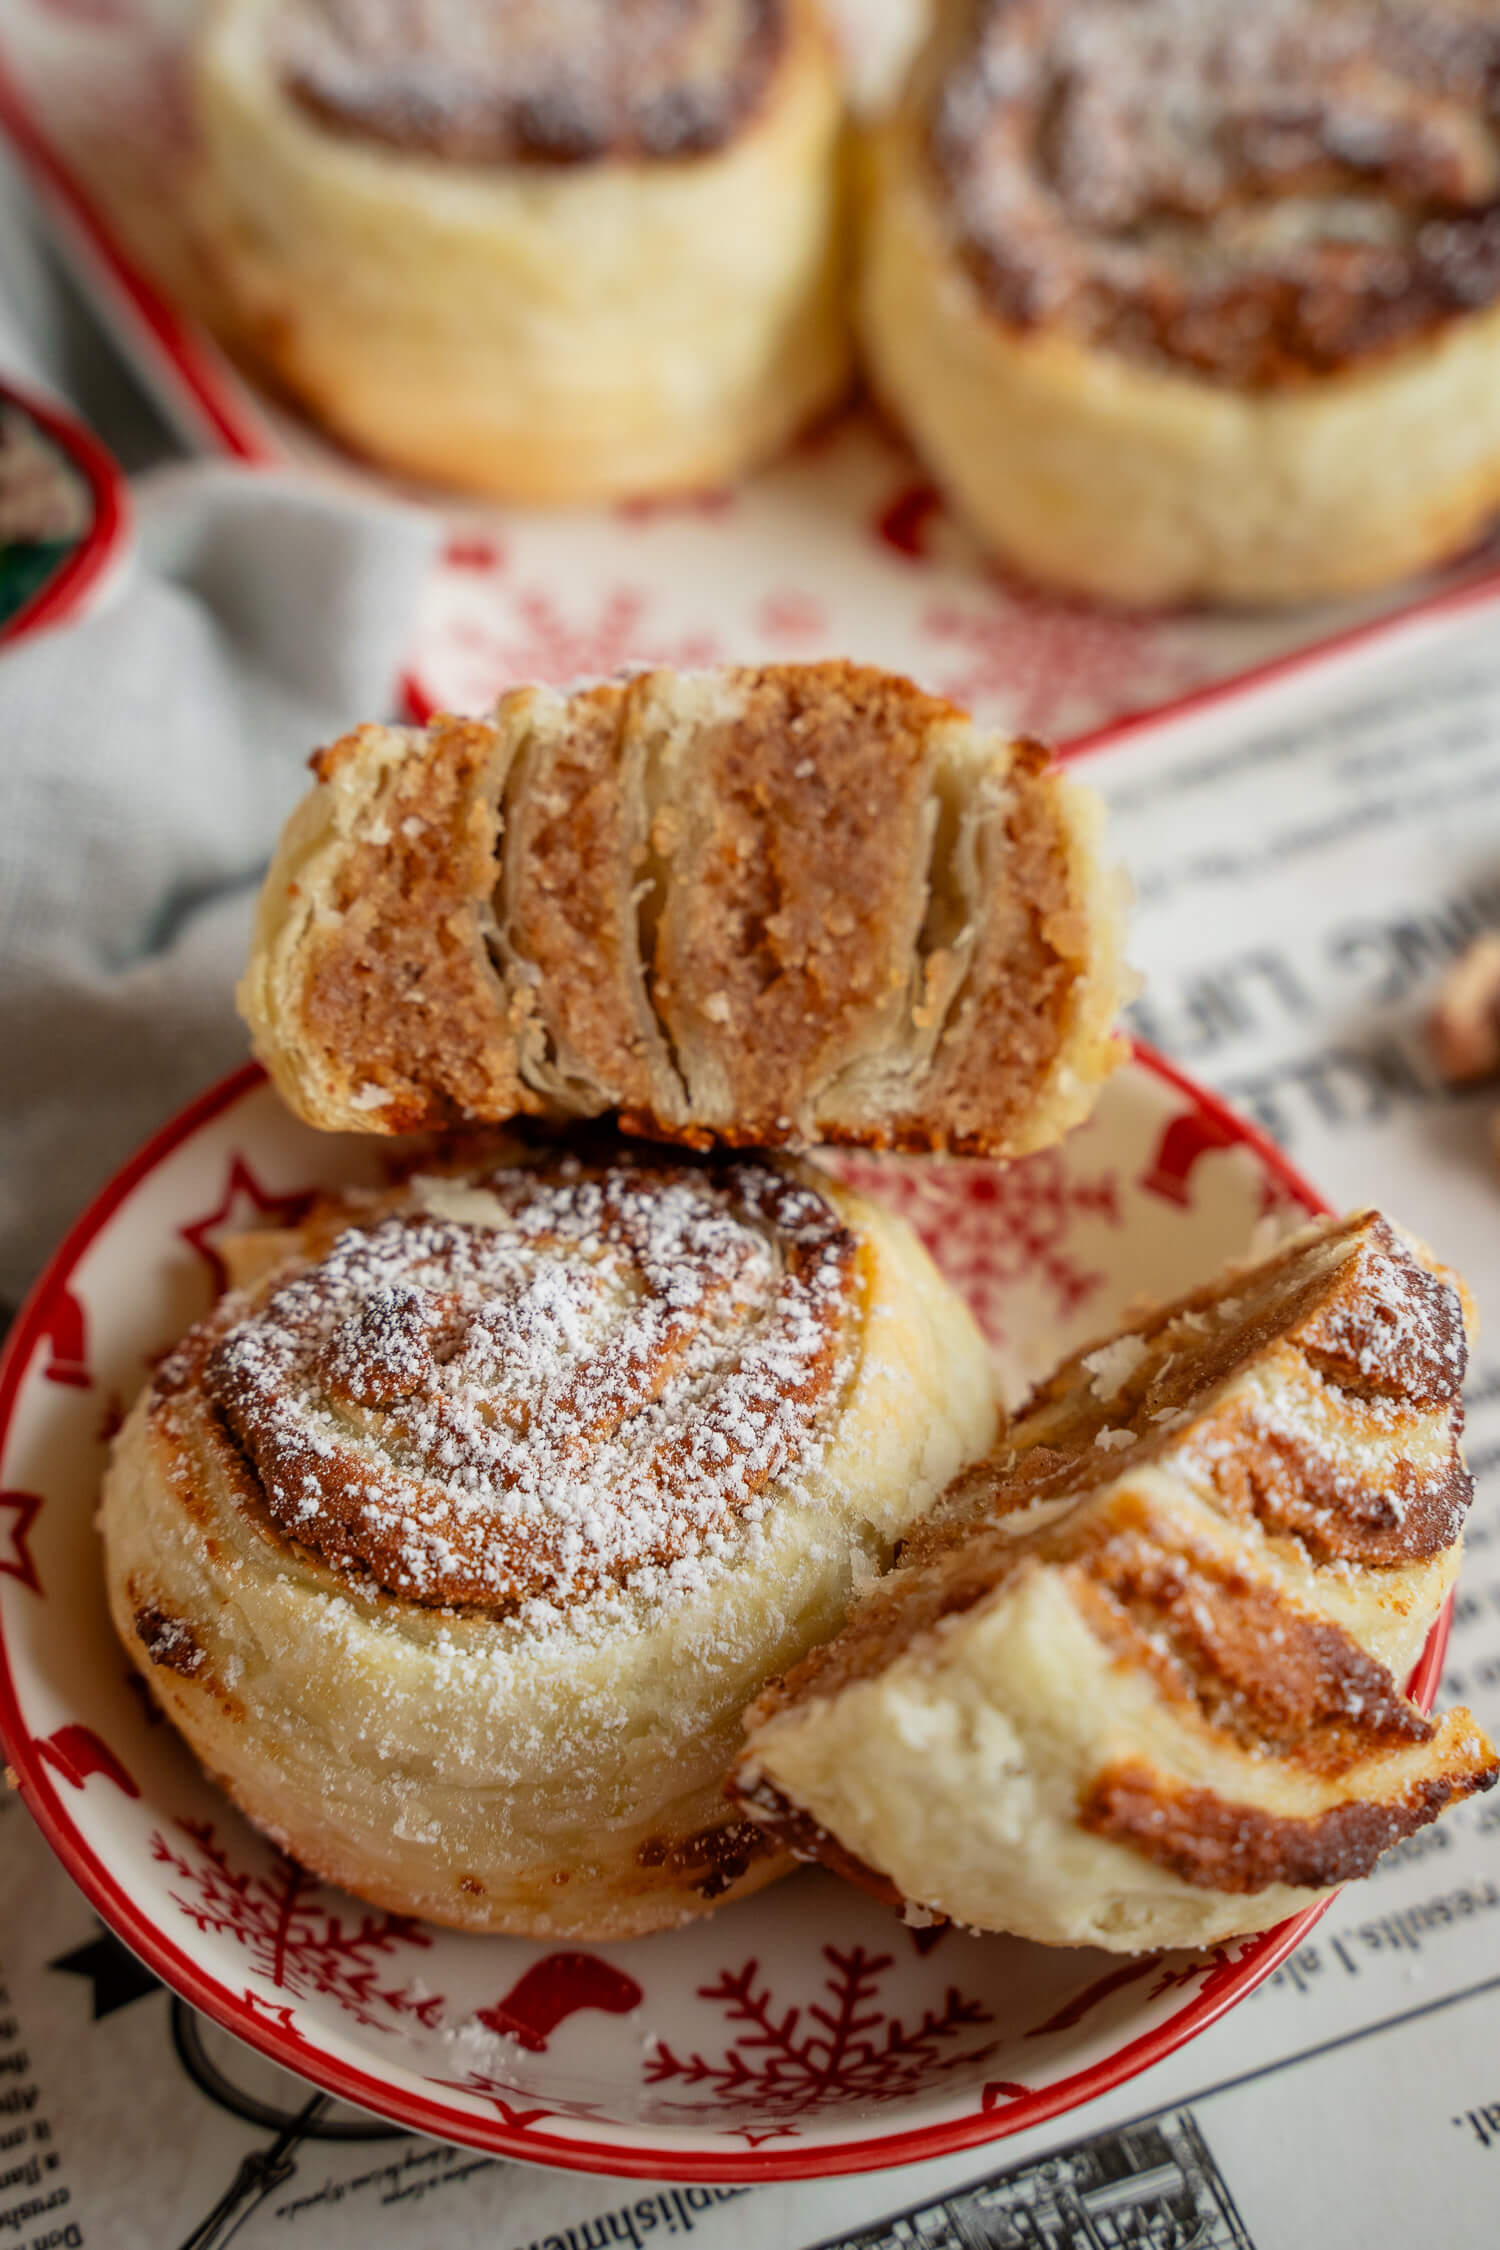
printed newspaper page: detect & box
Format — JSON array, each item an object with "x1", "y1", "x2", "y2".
[{"x1": 5, "y1": 591, "x2": 1500, "y2": 2247}]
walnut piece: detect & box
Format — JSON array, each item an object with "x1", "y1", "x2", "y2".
[{"x1": 1429, "y1": 934, "x2": 1500, "y2": 1085}]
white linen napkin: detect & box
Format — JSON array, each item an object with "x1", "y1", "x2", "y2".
[{"x1": 0, "y1": 460, "x2": 440, "y2": 1308}]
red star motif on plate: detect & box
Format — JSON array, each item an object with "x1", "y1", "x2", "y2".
[
  {"x1": 240, "y1": 1991, "x2": 302, "y2": 2037},
  {"x1": 981, "y1": 2080, "x2": 1032, "y2": 2111},
  {"x1": 0, "y1": 1490, "x2": 43, "y2": 1594},
  {"x1": 178, "y1": 1156, "x2": 315, "y2": 1294},
  {"x1": 434, "y1": 2073, "x2": 560, "y2": 2134}
]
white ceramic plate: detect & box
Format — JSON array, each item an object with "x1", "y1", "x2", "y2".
[{"x1": 0, "y1": 1051, "x2": 1449, "y2": 2180}]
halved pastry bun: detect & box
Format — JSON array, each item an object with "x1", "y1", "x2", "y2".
[
  {"x1": 101, "y1": 1137, "x2": 998, "y2": 1937},
  {"x1": 733, "y1": 1211, "x2": 1498, "y2": 1951},
  {"x1": 860, "y1": 0, "x2": 1500, "y2": 606},
  {"x1": 191, "y1": 0, "x2": 849, "y2": 500},
  {"x1": 239, "y1": 660, "x2": 1128, "y2": 1154}
]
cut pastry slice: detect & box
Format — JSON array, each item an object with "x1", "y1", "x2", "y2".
[
  {"x1": 239, "y1": 660, "x2": 1128, "y2": 1153},
  {"x1": 732, "y1": 1211, "x2": 1499, "y2": 1951}
]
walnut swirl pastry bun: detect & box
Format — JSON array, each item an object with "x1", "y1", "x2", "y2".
[
  {"x1": 734, "y1": 1212, "x2": 1499, "y2": 1950},
  {"x1": 861, "y1": 0, "x2": 1500, "y2": 603},
  {"x1": 101, "y1": 1138, "x2": 997, "y2": 1937},
  {"x1": 191, "y1": 0, "x2": 849, "y2": 500}
]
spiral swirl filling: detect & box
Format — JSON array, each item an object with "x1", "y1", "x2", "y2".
[
  {"x1": 274, "y1": 0, "x2": 786, "y2": 166},
  {"x1": 200, "y1": 1154, "x2": 859, "y2": 1618},
  {"x1": 932, "y1": 0, "x2": 1500, "y2": 385}
]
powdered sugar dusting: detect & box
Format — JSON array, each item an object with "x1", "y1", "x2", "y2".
[
  {"x1": 1166, "y1": 1221, "x2": 1473, "y2": 1565},
  {"x1": 1082, "y1": 1332, "x2": 1148, "y2": 1402},
  {"x1": 1298, "y1": 1224, "x2": 1468, "y2": 1403},
  {"x1": 275, "y1": 0, "x2": 783, "y2": 166},
  {"x1": 934, "y1": 0, "x2": 1500, "y2": 385},
  {"x1": 198, "y1": 1151, "x2": 858, "y2": 1627}
]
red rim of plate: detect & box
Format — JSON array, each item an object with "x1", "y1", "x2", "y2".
[
  {"x1": 0, "y1": 1046, "x2": 1454, "y2": 2180},
  {"x1": 0, "y1": 373, "x2": 130, "y2": 646},
  {"x1": 0, "y1": 39, "x2": 1497, "y2": 736}
]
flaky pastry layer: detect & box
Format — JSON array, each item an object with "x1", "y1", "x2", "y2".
[
  {"x1": 239, "y1": 661, "x2": 1128, "y2": 1155},
  {"x1": 734, "y1": 1212, "x2": 1498, "y2": 1951}
]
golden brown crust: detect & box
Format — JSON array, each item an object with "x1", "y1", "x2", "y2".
[
  {"x1": 276, "y1": 0, "x2": 788, "y2": 165},
  {"x1": 1080, "y1": 1735, "x2": 1494, "y2": 1893},
  {"x1": 926, "y1": 0, "x2": 1500, "y2": 388},
  {"x1": 633, "y1": 1814, "x2": 784, "y2": 1901},
  {"x1": 903, "y1": 734, "x2": 1084, "y2": 1151},
  {"x1": 751, "y1": 1213, "x2": 1474, "y2": 1721},
  {"x1": 1063, "y1": 1523, "x2": 1433, "y2": 1775}
]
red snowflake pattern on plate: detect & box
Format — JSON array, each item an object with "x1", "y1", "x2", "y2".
[
  {"x1": 921, "y1": 577, "x2": 1199, "y2": 737},
  {"x1": 1021, "y1": 1938, "x2": 1262, "y2": 2046},
  {"x1": 644, "y1": 1945, "x2": 998, "y2": 2145},
  {"x1": 0, "y1": 1055, "x2": 1391, "y2": 2178},
  {"x1": 826, "y1": 1147, "x2": 1120, "y2": 1348},
  {"x1": 1147, "y1": 1940, "x2": 1263, "y2": 2008},
  {"x1": 431, "y1": 582, "x2": 722, "y2": 714},
  {"x1": 153, "y1": 1819, "x2": 441, "y2": 2034},
  {"x1": 756, "y1": 589, "x2": 829, "y2": 641}
]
